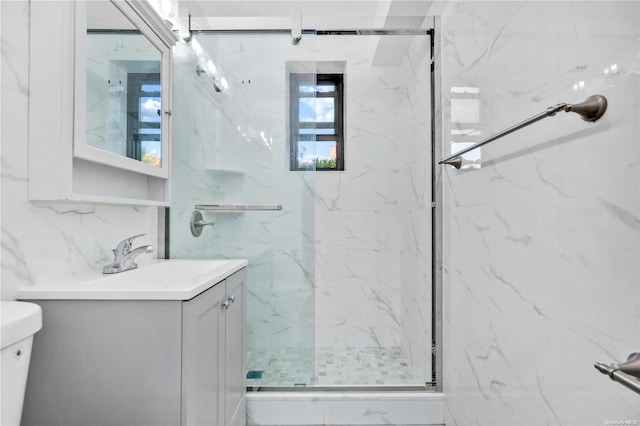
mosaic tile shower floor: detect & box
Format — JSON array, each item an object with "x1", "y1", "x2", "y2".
[{"x1": 246, "y1": 346, "x2": 422, "y2": 387}]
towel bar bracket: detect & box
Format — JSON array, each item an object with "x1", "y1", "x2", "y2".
[{"x1": 595, "y1": 351, "x2": 640, "y2": 396}]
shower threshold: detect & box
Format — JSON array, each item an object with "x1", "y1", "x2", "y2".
[{"x1": 248, "y1": 384, "x2": 435, "y2": 392}]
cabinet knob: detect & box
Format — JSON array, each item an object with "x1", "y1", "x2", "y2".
[{"x1": 222, "y1": 296, "x2": 235, "y2": 309}]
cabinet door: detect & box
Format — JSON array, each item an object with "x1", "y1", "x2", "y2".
[
  {"x1": 225, "y1": 269, "x2": 246, "y2": 426},
  {"x1": 22, "y1": 300, "x2": 183, "y2": 426},
  {"x1": 182, "y1": 282, "x2": 226, "y2": 426}
]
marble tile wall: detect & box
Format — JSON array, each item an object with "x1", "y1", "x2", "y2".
[
  {"x1": 170, "y1": 33, "x2": 432, "y2": 382},
  {"x1": 1, "y1": 0, "x2": 159, "y2": 300},
  {"x1": 436, "y1": 1, "x2": 640, "y2": 424}
]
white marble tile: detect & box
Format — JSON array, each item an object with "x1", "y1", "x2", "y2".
[
  {"x1": 315, "y1": 281, "x2": 401, "y2": 329},
  {"x1": 247, "y1": 392, "x2": 444, "y2": 426},
  {"x1": 323, "y1": 398, "x2": 443, "y2": 426},
  {"x1": 314, "y1": 325, "x2": 402, "y2": 349},
  {"x1": 1, "y1": 5, "x2": 30, "y2": 202},
  {"x1": 247, "y1": 398, "x2": 323, "y2": 426},
  {"x1": 440, "y1": 1, "x2": 640, "y2": 424}
]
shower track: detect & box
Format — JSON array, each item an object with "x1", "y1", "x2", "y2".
[
  {"x1": 250, "y1": 386, "x2": 434, "y2": 392},
  {"x1": 191, "y1": 28, "x2": 431, "y2": 36}
]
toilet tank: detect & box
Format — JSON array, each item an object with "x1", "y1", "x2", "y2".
[{"x1": 1, "y1": 301, "x2": 43, "y2": 426}]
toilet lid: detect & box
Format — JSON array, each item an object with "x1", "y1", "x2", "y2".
[{"x1": 1, "y1": 302, "x2": 42, "y2": 349}]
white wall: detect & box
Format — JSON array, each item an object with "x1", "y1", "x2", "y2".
[
  {"x1": 438, "y1": 1, "x2": 640, "y2": 424},
  {"x1": 1, "y1": 0, "x2": 158, "y2": 300}
]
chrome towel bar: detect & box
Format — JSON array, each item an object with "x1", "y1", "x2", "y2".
[
  {"x1": 595, "y1": 352, "x2": 640, "y2": 396},
  {"x1": 194, "y1": 204, "x2": 283, "y2": 211},
  {"x1": 439, "y1": 95, "x2": 608, "y2": 169}
]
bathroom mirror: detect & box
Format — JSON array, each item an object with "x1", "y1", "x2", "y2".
[{"x1": 74, "y1": 0, "x2": 174, "y2": 179}]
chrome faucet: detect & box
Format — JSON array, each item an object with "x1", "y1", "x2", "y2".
[{"x1": 103, "y1": 234, "x2": 154, "y2": 274}]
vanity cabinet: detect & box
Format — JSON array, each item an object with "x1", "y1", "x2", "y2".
[
  {"x1": 182, "y1": 268, "x2": 246, "y2": 426},
  {"x1": 21, "y1": 268, "x2": 246, "y2": 426},
  {"x1": 28, "y1": 0, "x2": 177, "y2": 206}
]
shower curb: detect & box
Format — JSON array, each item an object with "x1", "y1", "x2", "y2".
[{"x1": 246, "y1": 391, "x2": 444, "y2": 425}]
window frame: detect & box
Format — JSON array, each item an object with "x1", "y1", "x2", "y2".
[
  {"x1": 126, "y1": 73, "x2": 161, "y2": 162},
  {"x1": 289, "y1": 73, "x2": 344, "y2": 171}
]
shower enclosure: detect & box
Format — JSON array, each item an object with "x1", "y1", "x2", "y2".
[{"x1": 169, "y1": 25, "x2": 434, "y2": 389}]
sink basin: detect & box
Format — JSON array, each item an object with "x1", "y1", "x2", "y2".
[{"x1": 15, "y1": 259, "x2": 248, "y2": 301}]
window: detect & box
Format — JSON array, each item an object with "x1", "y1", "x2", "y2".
[
  {"x1": 290, "y1": 73, "x2": 344, "y2": 171},
  {"x1": 127, "y1": 73, "x2": 161, "y2": 167}
]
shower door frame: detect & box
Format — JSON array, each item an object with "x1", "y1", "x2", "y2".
[
  {"x1": 163, "y1": 25, "x2": 443, "y2": 393},
  {"x1": 431, "y1": 17, "x2": 443, "y2": 394}
]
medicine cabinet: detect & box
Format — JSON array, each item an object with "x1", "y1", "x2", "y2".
[{"x1": 28, "y1": 0, "x2": 178, "y2": 205}]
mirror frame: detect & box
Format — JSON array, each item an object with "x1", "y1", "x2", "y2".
[{"x1": 73, "y1": 0, "x2": 177, "y2": 179}]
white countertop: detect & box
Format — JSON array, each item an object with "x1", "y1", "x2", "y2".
[{"x1": 16, "y1": 259, "x2": 248, "y2": 301}]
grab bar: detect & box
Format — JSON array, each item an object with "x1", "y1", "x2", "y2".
[
  {"x1": 439, "y1": 95, "x2": 608, "y2": 169},
  {"x1": 195, "y1": 204, "x2": 283, "y2": 211},
  {"x1": 595, "y1": 352, "x2": 640, "y2": 396}
]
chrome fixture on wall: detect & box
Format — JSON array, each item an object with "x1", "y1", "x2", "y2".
[
  {"x1": 595, "y1": 352, "x2": 640, "y2": 395},
  {"x1": 190, "y1": 205, "x2": 283, "y2": 237},
  {"x1": 440, "y1": 95, "x2": 608, "y2": 169},
  {"x1": 190, "y1": 210, "x2": 214, "y2": 237},
  {"x1": 213, "y1": 77, "x2": 228, "y2": 92},
  {"x1": 194, "y1": 204, "x2": 283, "y2": 211},
  {"x1": 195, "y1": 65, "x2": 228, "y2": 93},
  {"x1": 291, "y1": 10, "x2": 302, "y2": 45}
]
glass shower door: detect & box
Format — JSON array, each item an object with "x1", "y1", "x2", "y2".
[
  {"x1": 170, "y1": 33, "x2": 318, "y2": 388},
  {"x1": 170, "y1": 28, "x2": 433, "y2": 389}
]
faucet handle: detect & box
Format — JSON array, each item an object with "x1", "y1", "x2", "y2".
[{"x1": 114, "y1": 233, "x2": 147, "y2": 255}]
